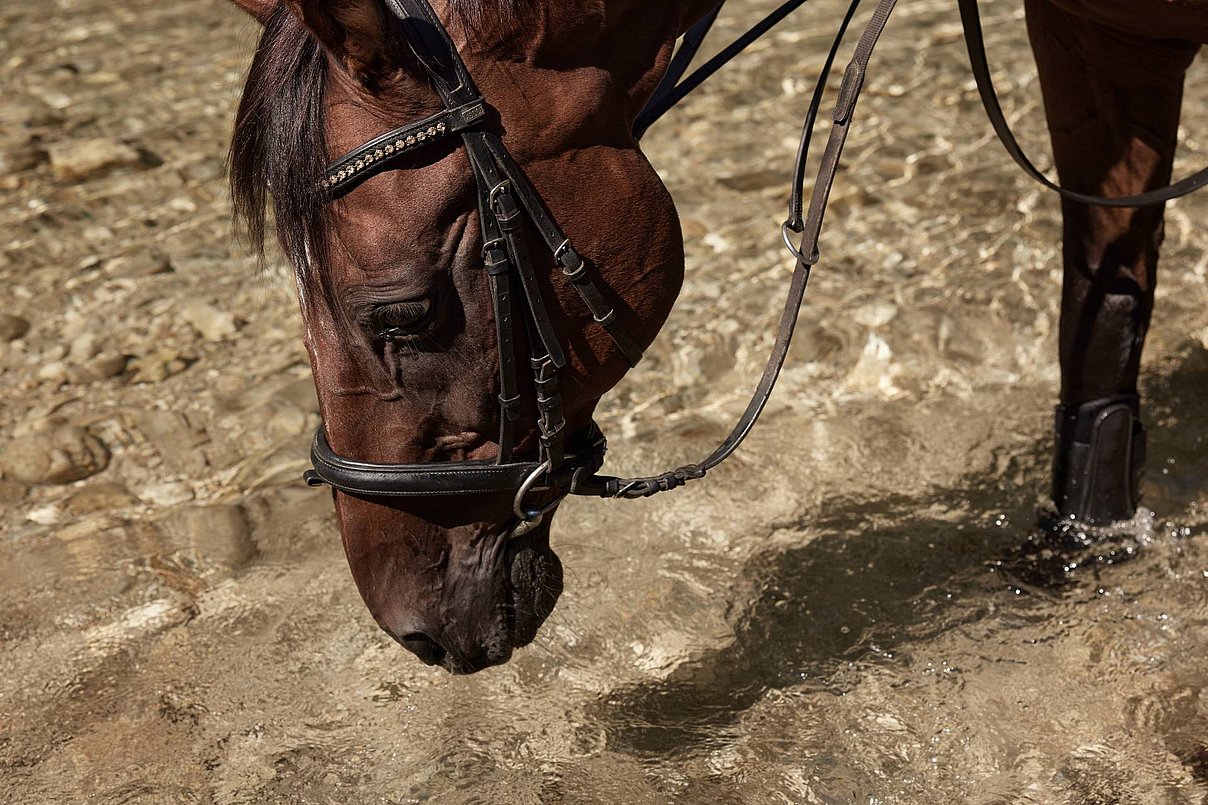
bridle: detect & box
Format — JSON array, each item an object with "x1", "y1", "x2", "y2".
[
  {"x1": 303, "y1": 0, "x2": 1207, "y2": 533},
  {"x1": 301, "y1": 0, "x2": 894, "y2": 533},
  {"x1": 305, "y1": 0, "x2": 638, "y2": 533}
]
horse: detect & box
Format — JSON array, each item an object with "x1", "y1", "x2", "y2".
[{"x1": 224, "y1": 0, "x2": 1205, "y2": 674}]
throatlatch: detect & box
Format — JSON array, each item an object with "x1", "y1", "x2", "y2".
[{"x1": 1052, "y1": 396, "x2": 1147, "y2": 525}]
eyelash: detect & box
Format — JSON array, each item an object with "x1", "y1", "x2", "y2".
[{"x1": 368, "y1": 301, "x2": 433, "y2": 340}]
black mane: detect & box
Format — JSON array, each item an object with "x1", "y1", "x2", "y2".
[{"x1": 230, "y1": 5, "x2": 327, "y2": 271}]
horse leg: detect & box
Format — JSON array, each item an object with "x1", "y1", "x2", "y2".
[{"x1": 1025, "y1": 0, "x2": 1199, "y2": 524}]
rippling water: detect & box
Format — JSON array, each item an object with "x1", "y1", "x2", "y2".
[{"x1": 1, "y1": 0, "x2": 1205, "y2": 801}]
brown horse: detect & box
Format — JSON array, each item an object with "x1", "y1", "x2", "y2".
[{"x1": 224, "y1": 0, "x2": 1204, "y2": 673}]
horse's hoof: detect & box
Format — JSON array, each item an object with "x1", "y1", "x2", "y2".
[{"x1": 1051, "y1": 395, "x2": 1146, "y2": 526}]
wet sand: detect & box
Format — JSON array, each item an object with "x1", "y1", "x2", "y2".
[{"x1": 1, "y1": 0, "x2": 1206, "y2": 802}]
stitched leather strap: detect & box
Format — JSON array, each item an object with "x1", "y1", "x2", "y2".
[
  {"x1": 320, "y1": 101, "x2": 487, "y2": 194},
  {"x1": 306, "y1": 428, "x2": 539, "y2": 497},
  {"x1": 304, "y1": 425, "x2": 607, "y2": 498}
]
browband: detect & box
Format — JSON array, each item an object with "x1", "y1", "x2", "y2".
[{"x1": 319, "y1": 100, "x2": 488, "y2": 195}]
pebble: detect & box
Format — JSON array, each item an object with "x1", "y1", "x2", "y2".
[
  {"x1": 47, "y1": 137, "x2": 145, "y2": 182},
  {"x1": 718, "y1": 168, "x2": 784, "y2": 192},
  {"x1": 129, "y1": 349, "x2": 193, "y2": 384},
  {"x1": 181, "y1": 300, "x2": 237, "y2": 342},
  {"x1": 0, "y1": 425, "x2": 111, "y2": 485},
  {"x1": 137, "y1": 481, "x2": 195, "y2": 507},
  {"x1": 65, "y1": 481, "x2": 139, "y2": 514},
  {"x1": 0, "y1": 96, "x2": 62, "y2": 128},
  {"x1": 26, "y1": 505, "x2": 61, "y2": 525},
  {"x1": 68, "y1": 332, "x2": 100, "y2": 364},
  {"x1": 265, "y1": 404, "x2": 309, "y2": 441},
  {"x1": 0, "y1": 142, "x2": 45, "y2": 174},
  {"x1": 138, "y1": 409, "x2": 207, "y2": 475},
  {"x1": 86, "y1": 353, "x2": 128, "y2": 380},
  {"x1": 160, "y1": 505, "x2": 255, "y2": 569},
  {"x1": 103, "y1": 253, "x2": 172, "y2": 278},
  {"x1": 0, "y1": 481, "x2": 27, "y2": 505},
  {"x1": 0, "y1": 313, "x2": 30, "y2": 342},
  {"x1": 36, "y1": 361, "x2": 68, "y2": 386},
  {"x1": 234, "y1": 442, "x2": 311, "y2": 491},
  {"x1": 274, "y1": 377, "x2": 320, "y2": 415}
]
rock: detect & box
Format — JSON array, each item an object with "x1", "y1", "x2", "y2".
[
  {"x1": 0, "y1": 425, "x2": 111, "y2": 484},
  {"x1": 180, "y1": 300, "x2": 237, "y2": 342},
  {"x1": 680, "y1": 218, "x2": 708, "y2": 240},
  {"x1": 41, "y1": 344, "x2": 67, "y2": 362},
  {"x1": 0, "y1": 142, "x2": 45, "y2": 173},
  {"x1": 86, "y1": 353, "x2": 127, "y2": 380},
  {"x1": 138, "y1": 409, "x2": 207, "y2": 475},
  {"x1": 0, "y1": 313, "x2": 30, "y2": 342},
  {"x1": 275, "y1": 377, "x2": 320, "y2": 415},
  {"x1": 0, "y1": 481, "x2": 27, "y2": 505},
  {"x1": 718, "y1": 168, "x2": 784, "y2": 192},
  {"x1": 61, "y1": 312, "x2": 89, "y2": 341},
  {"x1": 103, "y1": 253, "x2": 171, "y2": 278},
  {"x1": 234, "y1": 441, "x2": 311, "y2": 492},
  {"x1": 160, "y1": 505, "x2": 256, "y2": 570},
  {"x1": 47, "y1": 137, "x2": 144, "y2": 182},
  {"x1": 27, "y1": 505, "x2": 61, "y2": 525},
  {"x1": 137, "y1": 481, "x2": 195, "y2": 508},
  {"x1": 128, "y1": 349, "x2": 193, "y2": 384},
  {"x1": 0, "y1": 96, "x2": 62, "y2": 128},
  {"x1": 68, "y1": 332, "x2": 100, "y2": 364},
  {"x1": 64, "y1": 364, "x2": 94, "y2": 386},
  {"x1": 265, "y1": 404, "x2": 309, "y2": 442},
  {"x1": 66, "y1": 481, "x2": 139, "y2": 514},
  {"x1": 36, "y1": 361, "x2": 68, "y2": 385}
]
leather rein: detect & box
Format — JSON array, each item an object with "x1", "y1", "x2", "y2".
[{"x1": 303, "y1": 0, "x2": 1205, "y2": 532}]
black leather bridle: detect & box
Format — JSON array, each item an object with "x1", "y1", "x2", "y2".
[
  {"x1": 303, "y1": 0, "x2": 1205, "y2": 533},
  {"x1": 302, "y1": 0, "x2": 898, "y2": 534}
]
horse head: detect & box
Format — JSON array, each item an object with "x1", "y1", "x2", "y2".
[{"x1": 229, "y1": 0, "x2": 715, "y2": 673}]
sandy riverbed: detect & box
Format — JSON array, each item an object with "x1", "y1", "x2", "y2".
[{"x1": 1, "y1": 0, "x2": 1206, "y2": 802}]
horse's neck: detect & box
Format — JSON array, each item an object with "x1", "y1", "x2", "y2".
[{"x1": 447, "y1": 0, "x2": 719, "y2": 61}]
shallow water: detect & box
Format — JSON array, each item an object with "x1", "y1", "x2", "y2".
[{"x1": 1, "y1": 0, "x2": 1206, "y2": 802}]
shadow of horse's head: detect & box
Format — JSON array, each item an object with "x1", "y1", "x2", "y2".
[{"x1": 228, "y1": 0, "x2": 712, "y2": 672}]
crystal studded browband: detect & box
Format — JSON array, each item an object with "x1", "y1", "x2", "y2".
[{"x1": 319, "y1": 100, "x2": 488, "y2": 195}]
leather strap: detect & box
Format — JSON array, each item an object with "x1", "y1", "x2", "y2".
[
  {"x1": 304, "y1": 425, "x2": 607, "y2": 499},
  {"x1": 785, "y1": 0, "x2": 863, "y2": 233},
  {"x1": 480, "y1": 136, "x2": 645, "y2": 367},
  {"x1": 585, "y1": 0, "x2": 900, "y2": 499},
  {"x1": 320, "y1": 101, "x2": 487, "y2": 195},
  {"x1": 634, "y1": 0, "x2": 814, "y2": 140},
  {"x1": 306, "y1": 427, "x2": 541, "y2": 497},
  {"x1": 634, "y1": 2, "x2": 724, "y2": 140},
  {"x1": 957, "y1": 0, "x2": 1208, "y2": 208}
]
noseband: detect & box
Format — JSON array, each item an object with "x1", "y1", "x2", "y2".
[{"x1": 303, "y1": 0, "x2": 899, "y2": 530}]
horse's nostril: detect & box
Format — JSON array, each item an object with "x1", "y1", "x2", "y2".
[{"x1": 399, "y1": 632, "x2": 446, "y2": 666}]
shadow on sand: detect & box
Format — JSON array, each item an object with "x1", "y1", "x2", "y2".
[{"x1": 594, "y1": 340, "x2": 1208, "y2": 757}]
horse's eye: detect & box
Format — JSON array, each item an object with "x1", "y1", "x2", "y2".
[{"x1": 368, "y1": 300, "x2": 432, "y2": 340}]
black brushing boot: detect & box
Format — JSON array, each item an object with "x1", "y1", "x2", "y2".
[{"x1": 1051, "y1": 395, "x2": 1147, "y2": 526}]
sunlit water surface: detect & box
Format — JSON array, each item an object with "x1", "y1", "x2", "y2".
[{"x1": 0, "y1": 0, "x2": 1205, "y2": 801}]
